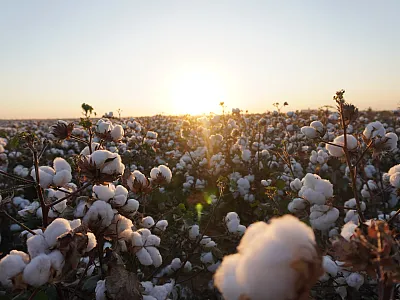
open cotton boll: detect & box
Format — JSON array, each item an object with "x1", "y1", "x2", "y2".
[
  {"x1": 83, "y1": 200, "x2": 114, "y2": 229},
  {"x1": 80, "y1": 142, "x2": 101, "y2": 156},
  {"x1": 149, "y1": 282, "x2": 175, "y2": 300},
  {"x1": 146, "y1": 246, "x2": 162, "y2": 267},
  {"x1": 214, "y1": 215, "x2": 322, "y2": 300},
  {"x1": 341, "y1": 222, "x2": 358, "y2": 241},
  {"x1": 142, "y1": 216, "x2": 155, "y2": 228},
  {"x1": 363, "y1": 121, "x2": 386, "y2": 139},
  {"x1": 346, "y1": 272, "x2": 364, "y2": 290},
  {"x1": 309, "y1": 205, "x2": 339, "y2": 231},
  {"x1": 111, "y1": 124, "x2": 124, "y2": 141},
  {"x1": 53, "y1": 157, "x2": 72, "y2": 173},
  {"x1": 150, "y1": 165, "x2": 173, "y2": 183},
  {"x1": 214, "y1": 255, "x2": 242, "y2": 300},
  {"x1": 86, "y1": 232, "x2": 97, "y2": 252},
  {"x1": 290, "y1": 178, "x2": 302, "y2": 191},
  {"x1": 310, "y1": 121, "x2": 324, "y2": 133},
  {"x1": 137, "y1": 228, "x2": 152, "y2": 242},
  {"x1": 382, "y1": 132, "x2": 398, "y2": 151},
  {"x1": 101, "y1": 154, "x2": 125, "y2": 175},
  {"x1": 121, "y1": 199, "x2": 139, "y2": 213},
  {"x1": 155, "y1": 220, "x2": 168, "y2": 231},
  {"x1": 136, "y1": 248, "x2": 153, "y2": 266},
  {"x1": 95, "y1": 279, "x2": 107, "y2": 300},
  {"x1": 132, "y1": 232, "x2": 144, "y2": 246},
  {"x1": 326, "y1": 134, "x2": 358, "y2": 157},
  {"x1": 44, "y1": 218, "x2": 72, "y2": 248},
  {"x1": 96, "y1": 119, "x2": 113, "y2": 133},
  {"x1": 52, "y1": 169, "x2": 72, "y2": 187},
  {"x1": 301, "y1": 126, "x2": 317, "y2": 139},
  {"x1": 31, "y1": 166, "x2": 55, "y2": 188},
  {"x1": 23, "y1": 254, "x2": 52, "y2": 287},
  {"x1": 288, "y1": 198, "x2": 307, "y2": 213},
  {"x1": 189, "y1": 225, "x2": 200, "y2": 240},
  {"x1": 69, "y1": 219, "x2": 82, "y2": 230},
  {"x1": 74, "y1": 200, "x2": 91, "y2": 218},
  {"x1": 0, "y1": 253, "x2": 28, "y2": 288},
  {"x1": 48, "y1": 250, "x2": 65, "y2": 277},
  {"x1": 10, "y1": 250, "x2": 30, "y2": 264},
  {"x1": 200, "y1": 252, "x2": 214, "y2": 264},
  {"x1": 112, "y1": 185, "x2": 128, "y2": 206},
  {"x1": 344, "y1": 210, "x2": 360, "y2": 224},
  {"x1": 93, "y1": 184, "x2": 116, "y2": 202},
  {"x1": 27, "y1": 234, "x2": 50, "y2": 258},
  {"x1": 322, "y1": 256, "x2": 338, "y2": 278},
  {"x1": 145, "y1": 235, "x2": 161, "y2": 247},
  {"x1": 298, "y1": 173, "x2": 333, "y2": 205},
  {"x1": 344, "y1": 198, "x2": 366, "y2": 212}
]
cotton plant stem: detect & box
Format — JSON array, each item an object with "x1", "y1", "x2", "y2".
[
  {"x1": 47, "y1": 181, "x2": 92, "y2": 208},
  {"x1": 0, "y1": 170, "x2": 35, "y2": 184},
  {"x1": 339, "y1": 102, "x2": 365, "y2": 223},
  {"x1": 32, "y1": 149, "x2": 49, "y2": 227},
  {"x1": 1, "y1": 210, "x2": 37, "y2": 236}
]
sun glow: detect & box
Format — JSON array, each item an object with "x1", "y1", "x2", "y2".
[{"x1": 169, "y1": 69, "x2": 226, "y2": 115}]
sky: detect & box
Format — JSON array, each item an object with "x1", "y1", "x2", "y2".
[{"x1": 0, "y1": 0, "x2": 399, "y2": 119}]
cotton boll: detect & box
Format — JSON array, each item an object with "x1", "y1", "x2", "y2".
[
  {"x1": 344, "y1": 210, "x2": 360, "y2": 224},
  {"x1": 95, "y1": 279, "x2": 107, "y2": 300},
  {"x1": 48, "y1": 250, "x2": 65, "y2": 277},
  {"x1": 142, "y1": 216, "x2": 155, "y2": 228},
  {"x1": 44, "y1": 218, "x2": 72, "y2": 248},
  {"x1": 86, "y1": 232, "x2": 97, "y2": 252},
  {"x1": 149, "y1": 282, "x2": 175, "y2": 300},
  {"x1": 214, "y1": 255, "x2": 242, "y2": 300},
  {"x1": 113, "y1": 185, "x2": 128, "y2": 206},
  {"x1": 93, "y1": 184, "x2": 115, "y2": 202},
  {"x1": 83, "y1": 200, "x2": 114, "y2": 229},
  {"x1": 136, "y1": 248, "x2": 153, "y2": 266},
  {"x1": 310, "y1": 121, "x2": 324, "y2": 133},
  {"x1": 290, "y1": 178, "x2": 302, "y2": 191},
  {"x1": 363, "y1": 121, "x2": 386, "y2": 139},
  {"x1": 69, "y1": 219, "x2": 82, "y2": 230},
  {"x1": 155, "y1": 220, "x2": 168, "y2": 231},
  {"x1": 0, "y1": 253, "x2": 27, "y2": 288},
  {"x1": 111, "y1": 125, "x2": 124, "y2": 141},
  {"x1": 53, "y1": 157, "x2": 72, "y2": 173},
  {"x1": 288, "y1": 198, "x2": 307, "y2": 213},
  {"x1": 322, "y1": 256, "x2": 338, "y2": 277},
  {"x1": 309, "y1": 205, "x2": 339, "y2": 231},
  {"x1": 80, "y1": 142, "x2": 101, "y2": 156},
  {"x1": 301, "y1": 126, "x2": 317, "y2": 139},
  {"x1": 146, "y1": 246, "x2": 162, "y2": 267},
  {"x1": 383, "y1": 132, "x2": 398, "y2": 151},
  {"x1": 121, "y1": 199, "x2": 140, "y2": 213},
  {"x1": 27, "y1": 234, "x2": 50, "y2": 258},
  {"x1": 236, "y1": 225, "x2": 246, "y2": 236},
  {"x1": 137, "y1": 228, "x2": 152, "y2": 242},
  {"x1": 31, "y1": 166, "x2": 55, "y2": 188},
  {"x1": 341, "y1": 222, "x2": 358, "y2": 241},
  {"x1": 330, "y1": 134, "x2": 358, "y2": 157},
  {"x1": 346, "y1": 272, "x2": 364, "y2": 290},
  {"x1": 344, "y1": 198, "x2": 366, "y2": 212},
  {"x1": 74, "y1": 200, "x2": 91, "y2": 218},
  {"x1": 189, "y1": 225, "x2": 200, "y2": 240},
  {"x1": 9, "y1": 250, "x2": 30, "y2": 264},
  {"x1": 145, "y1": 235, "x2": 161, "y2": 247},
  {"x1": 241, "y1": 149, "x2": 251, "y2": 162},
  {"x1": 170, "y1": 258, "x2": 182, "y2": 270},
  {"x1": 215, "y1": 215, "x2": 321, "y2": 300},
  {"x1": 23, "y1": 254, "x2": 52, "y2": 287},
  {"x1": 132, "y1": 232, "x2": 144, "y2": 247},
  {"x1": 200, "y1": 252, "x2": 214, "y2": 264},
  {"x1": 48, "y1": 199, "x2": 67, "y2": 218}
]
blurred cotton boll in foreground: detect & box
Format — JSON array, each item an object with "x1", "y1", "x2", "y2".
[{"x1": 214, "y1": 215, "x2": 323, "y2": 300}]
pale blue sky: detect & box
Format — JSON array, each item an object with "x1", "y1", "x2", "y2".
[{"x1": 0, "y1": 0, "x2": 399, "y2": 118}]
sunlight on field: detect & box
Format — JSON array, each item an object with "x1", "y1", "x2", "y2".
[{"x1": 169, "y1": 68, "x2": 226, "y2": 115}]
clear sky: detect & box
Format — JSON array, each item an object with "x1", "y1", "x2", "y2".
[{"x1": 0, "y1": 0, "x2": 399, "y2": 119}]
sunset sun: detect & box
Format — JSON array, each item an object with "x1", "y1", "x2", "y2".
[{"x1": 170, "y1": 69, "x2": 226, "y2": 115}]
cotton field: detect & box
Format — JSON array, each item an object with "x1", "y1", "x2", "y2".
[{"x1": 1, "y1": 92, "x2": 400, "y2": 300}]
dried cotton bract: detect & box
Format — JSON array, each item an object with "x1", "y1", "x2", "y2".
[{"x1": 214, "y1": 215, "x2": 323, "y2": 300}]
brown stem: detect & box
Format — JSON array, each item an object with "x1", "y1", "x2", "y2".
[
  {"x1": 339, "y1": 102, "x2": 365, "y2": 223},
  {"x1": 32, "y1": 149, "x2": 49, "y2": 227},
  {"x1": 0, "y1": 170, "x2": 35, "y2": 184},
  {"x1": 47, "y1": 181, "x2": 92, "y2": 208},
  {"x1": 1, "y1": 210, "x2": 37, "y2": 236}
]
